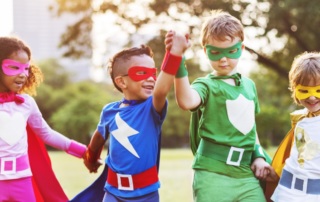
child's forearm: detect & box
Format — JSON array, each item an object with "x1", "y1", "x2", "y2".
[
  {"x1": 85, "y1": 130, "x2": 105, "y2": 163},
  {"x1": 174, "y1": 78, "x2": 201, "y2": 110}
]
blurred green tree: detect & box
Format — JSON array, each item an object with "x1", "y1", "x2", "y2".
[
  {"x1": 49, "y1": 0, "x2": 320, "y2": 147},
  {"x1": 35, "y1": 58, "x2": 122, "y2": 144},
  {"x1": 35, "y1": 58, "x2": 72, "y2": 121},
  {"x1": 49, "y1": 81, "x2": 117, "y2": 143}
]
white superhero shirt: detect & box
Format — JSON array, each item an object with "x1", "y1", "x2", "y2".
[
  {"x1": 0, "y1": 93, "x2": 72, "y2": 180},
  {"x1": 284, "y1": 115, "x2": 320, "y2": 178}
]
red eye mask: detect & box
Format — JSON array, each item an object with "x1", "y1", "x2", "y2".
[{"x1": 127, "y1": 66, "x2": 157, "y2": 81}]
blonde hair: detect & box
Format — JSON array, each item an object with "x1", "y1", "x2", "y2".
[
  {"x1": 289, "y1": 52, "x2": 320, "y2": 104},
  {"x1": 200, "y1": 10, "x2": 244, "y2": 47}
]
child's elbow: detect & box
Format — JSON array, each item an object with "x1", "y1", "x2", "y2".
[
  {"x1": 176, "y1": 100, "x2": 190, "y2": 111},
  {"x1": 153, "y1": 90, "x2": 167, "y2": 101}
]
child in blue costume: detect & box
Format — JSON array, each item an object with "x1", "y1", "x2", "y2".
[
  {"x1": 82, "y1": 36, "x2": 190, "y2": 202},
  {"x1": 165, "y1": 10, "x2": 275, "y2": 202}
]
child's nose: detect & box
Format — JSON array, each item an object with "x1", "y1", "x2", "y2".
[
  {"x1": 308, "y1": 95, "x2": 317, "y2": 100},
  {"x1": 146, "y1": 75, "x2": 156, "y2": 81},
  {"x1": 18, "y1": 72, "x2": 28, "y2": 77},
  {"x1": 219, "y1": 56, "x2": 227, "y2": 61}
]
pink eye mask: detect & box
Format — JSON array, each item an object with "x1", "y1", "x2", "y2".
[{"x1": 1, "y1": 59, "x2": 30, "y2": 76}]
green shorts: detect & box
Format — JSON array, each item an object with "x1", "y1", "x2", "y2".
[{"x1": 193, "y1": 170, "x2": 266, "y2": 202}]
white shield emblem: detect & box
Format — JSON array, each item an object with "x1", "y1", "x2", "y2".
[
  {"x1": 0, "y1": 112, "x2": 26, "y2": 145},
  {"x1": 226, "y1": 94, "x2": 255, "y2": 135}
]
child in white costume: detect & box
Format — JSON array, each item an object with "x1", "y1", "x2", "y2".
[{"x1": 271, "y1": 52, "x2": 320, "y2": 202}]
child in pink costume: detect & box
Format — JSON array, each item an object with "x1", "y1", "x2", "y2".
[{"x1": 0, "y1": 36, "x2": 87, "y2": 202}]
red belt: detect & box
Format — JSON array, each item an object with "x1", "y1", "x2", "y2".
[{"x1": 107, "y1": 165, "x2": 158, "y2": 191}]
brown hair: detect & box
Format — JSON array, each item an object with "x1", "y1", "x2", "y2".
[
  {"x1": 0, "y1": 36, "x2": 43, "y2": 96},
  {"x1": 108, "y1": 45, "x2": 153, "y2": 92},
  {"x1": 289, "y1": 52, "x2": 320, "y2": 104},
  {"x1": 200, "y1": 10, "x2": 244, "y2": 47}
]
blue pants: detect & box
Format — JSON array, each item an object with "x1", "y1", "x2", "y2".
[{"x1": 103, "y1": 190, "x2": 159, "y2": 202}]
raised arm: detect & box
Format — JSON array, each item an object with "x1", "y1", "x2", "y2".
[
  {"x1": 163, "y1": 31, "x2": 201, "y2": 110},
  {"x1": 174, "y1": 76, "x2": 201, "y2": 110},
  {"x1": 152, "y1": 31, "x2": 190, "y2": 113}
]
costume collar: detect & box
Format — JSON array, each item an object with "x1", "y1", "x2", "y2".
[
  {"x1": 121, "y1": 98, "x2": 141, "y2": 106},
  {"x1": 307, "y1": 110, "x2": 320, "y2": 118},
  {"x1": 0, "y1": 92, "x2": 25, "y2": 104},
  {"x1": 211, "y1": 73, "x2": 242, "y2": 86}
]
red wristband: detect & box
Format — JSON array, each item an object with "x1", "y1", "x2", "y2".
[{"x1": 161, "y1": 51, "x2": 182, "y2": 75}]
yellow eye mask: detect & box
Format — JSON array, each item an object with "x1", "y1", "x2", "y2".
[{"x1": 295, "y1": 84, "x2": 320, "y2": 100}]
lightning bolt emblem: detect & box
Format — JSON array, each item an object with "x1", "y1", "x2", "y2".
[{"x1": 111, "y1": 113, "x2": 140, "y2": 158}]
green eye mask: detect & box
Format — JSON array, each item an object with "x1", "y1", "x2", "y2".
[{"x1": 205, "y1": 42, "x2": 243, "y2": 61}]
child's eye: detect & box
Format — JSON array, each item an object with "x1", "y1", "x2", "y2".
[
  {"x1": 229, "y1": 48, "x2": 238, "y2": 54},
  {"x1": 210, "y1": 51, "x2": 220, "y2": 55},
  {"x1": 9, "y1": 66, "x2": 20, "y2": 70},
  {"x1": 136, "y1": 71, "x2": 146, "y2": 75},
  {"x1": 298, "y1": 89, "x2": 309, "y2": 93}
]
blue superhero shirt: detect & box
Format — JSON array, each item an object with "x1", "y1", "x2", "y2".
[{"x1": 97, "y1": 96, "x2": 167, "y2": 197}]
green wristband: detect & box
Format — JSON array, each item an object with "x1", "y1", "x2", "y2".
[
  {"x1": 175, "y1": 56, "x2": 188, "y2": 78},
  {"x1": 252, "y1": 144, "x2": 266, "y2": 161}
]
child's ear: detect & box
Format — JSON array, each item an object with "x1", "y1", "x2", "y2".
[
  {"x1": 241, "y1": 43, "x2": 245, "y2": 50},
  {"x1": 114, "y1": 76, "x2": 127, "y2": 90}
]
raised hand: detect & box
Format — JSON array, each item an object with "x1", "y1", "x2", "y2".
[{"x1": 165, "y1": 30, "x2": 191, "y2": 56}]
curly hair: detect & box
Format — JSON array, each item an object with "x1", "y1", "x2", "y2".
[
  {"x1": 107, "y1": 45, "x2": 154, "y2": 92},
  {"x1": 0, "y1": 36, "x2": 43, "y2": 96}
]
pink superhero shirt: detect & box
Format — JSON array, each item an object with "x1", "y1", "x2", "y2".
[{"x1": 0, "y1": 94, "x2": 75, "y2": 180}]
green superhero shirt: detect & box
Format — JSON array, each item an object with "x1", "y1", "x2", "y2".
[{"x1": 190, "y1": 73, "x2": 260, "y2": 178}]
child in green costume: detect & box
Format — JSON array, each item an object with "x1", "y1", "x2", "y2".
[{"x1": 165, "y1": 10, "x2": 275, "y2": 202}]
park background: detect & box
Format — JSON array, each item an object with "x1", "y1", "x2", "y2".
[{"x1": 0, "y1": 0, "x2": 319, "y2": 201}]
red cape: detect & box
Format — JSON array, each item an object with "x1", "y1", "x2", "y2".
[{"x1": 27, "y1": 125, "x2": 68, "y2": 202}]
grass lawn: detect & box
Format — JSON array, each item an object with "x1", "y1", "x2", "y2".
[{"x1": 49, "y1": 147, "x2": 276, "y2": 202}]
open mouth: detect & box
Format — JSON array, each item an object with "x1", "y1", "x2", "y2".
[
  {"x1": 143, "y1": 85, "x2": 154, "y2": 90},
  {"x1": 15, "y1": 81, "x2": 25, "y2": 87},
  {"x1": 143, "y1": 82, "x2": 154, "y2": 89}
]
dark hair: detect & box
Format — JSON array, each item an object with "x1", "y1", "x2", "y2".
[
  {"x1": 108, "y1": 45, "x2": 153, "y2": 92},
  {"x1": 0, "y1": 36, "x2": 43, "y2": 95}
]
